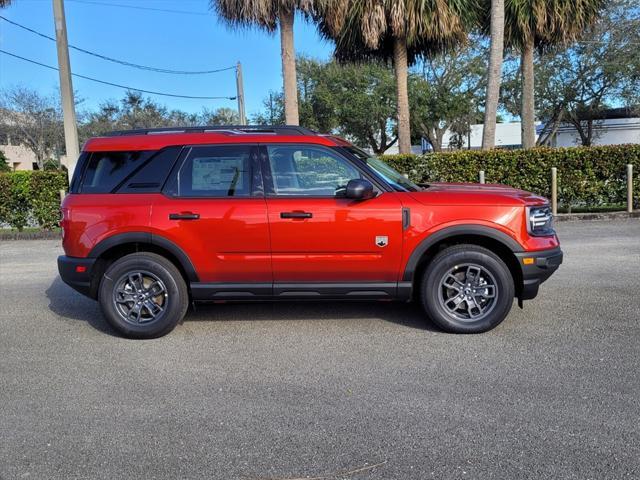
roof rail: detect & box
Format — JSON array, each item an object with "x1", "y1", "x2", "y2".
[{"x1": 105, "y1": 125, "x2": 318, "y2": 137}]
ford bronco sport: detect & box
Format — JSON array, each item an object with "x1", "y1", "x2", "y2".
[{"x1": 58, "y1": 126, "x2": 562, "y2": 338}]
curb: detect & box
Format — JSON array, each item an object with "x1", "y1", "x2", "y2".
[
  {"x1": 0, "y1": 230, "x2": 61, "y2": 241},
  {"x1": 555, "y1": 211, "x2": 640, "y2": 222}
]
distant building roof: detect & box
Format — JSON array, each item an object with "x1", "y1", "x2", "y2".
[{"x1": 575, "y1": 106, "x2": 640, "y2": 121}]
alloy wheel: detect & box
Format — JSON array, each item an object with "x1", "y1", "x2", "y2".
[{"x1": 437, "y1": 263, "x2": 498, "y2": 322}]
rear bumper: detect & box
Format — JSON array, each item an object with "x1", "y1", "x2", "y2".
[
  {"x1": 515, "y1": 247, "x2": 563, "y2": 300},
  {"x1": 57, "y1": 255, "x2": 96, "y2": 298}
]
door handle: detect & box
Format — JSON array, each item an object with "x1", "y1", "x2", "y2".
[
  {"x1": 280, "y1": 211, "x2": 313, "y2": 219},
  {"x1": 169, "y1": 212, "x2": 200, "y2": 220}
]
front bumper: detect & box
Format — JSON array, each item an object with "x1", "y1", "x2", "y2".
[
  {"x1": 57, "y1": 255, "x2": 97, "y2": 298},
  {"x1": 515, "y1": 247, "x2": 563, "y2": 300}
]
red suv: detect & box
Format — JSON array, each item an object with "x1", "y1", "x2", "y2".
[{"x1": 58, "y1": 126, "x2": 562, "y2": 338}]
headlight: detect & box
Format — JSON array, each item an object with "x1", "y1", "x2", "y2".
[{"x1": 526, "y1": 205, "x2": 554, "y2": 236}]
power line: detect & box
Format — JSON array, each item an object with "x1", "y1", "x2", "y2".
[
  {"x1": 0, "y1": 49, "x2": 236, "y2": 100},
  {"x1": 66, "y1": 0, "x2": 210, "y2": 16},
  {"x1": 0, "y1": 15, "x2": 235, "y2": 75}
]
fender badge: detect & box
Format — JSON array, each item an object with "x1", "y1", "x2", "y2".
[{"x1": 375, "y1": 236, "x2": 388, "y2": 248}]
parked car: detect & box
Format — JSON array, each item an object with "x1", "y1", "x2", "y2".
[{"x1": 58, "y1": 126, "x2": 562, "y2": 338}]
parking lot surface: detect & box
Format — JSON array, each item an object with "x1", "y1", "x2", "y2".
[{"x1": 1, "y1": 219, "x2": 639, "y2": 479}]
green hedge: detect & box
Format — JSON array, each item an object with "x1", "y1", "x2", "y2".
[
  {"x1": 0, "y1": 171, "x2": 68, "y2": 231},
  {"x1": 382, "y1": 145, "x2": 640, "y2": 210}
]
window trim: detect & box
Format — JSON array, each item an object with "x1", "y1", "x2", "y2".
[
  {"x1": 162, "y1": 144, "x2": 262, "y2": 199},
  {"x1": 259, "y1": 143, "x2": 387, "y2": 199}
]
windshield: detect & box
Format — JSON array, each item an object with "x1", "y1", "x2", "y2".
[{"x1": 345, "y1": 146, "x2": 422, "y2": 192}]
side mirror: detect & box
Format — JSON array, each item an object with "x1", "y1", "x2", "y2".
[{"x1": 346, "y1": 179, "x2": 375, "y2": 200}]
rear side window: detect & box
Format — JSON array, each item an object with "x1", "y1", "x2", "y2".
[
  {"x1": 80, "y1": 151, "x2": 151, "y2": 193},
  {"x1": 117, "y1": 147, "x2": 182, "y2": 193},
  {"x1": 166, "y1": 145, "x2": 253, "y2": 197}
]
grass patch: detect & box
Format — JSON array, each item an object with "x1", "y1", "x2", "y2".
[
  {"x1": 0, "y1": 227, "x2": 61, "y2": 240},
  {"x1": 558, "y1": 204, "x2": 627, "y2": 214}
]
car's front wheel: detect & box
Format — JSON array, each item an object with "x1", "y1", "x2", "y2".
[
  {"x1": 98, "y1": 252, "x2": 189, "y2": 339},
  {"x1": 420, "y1": 244, "x2": 515, "y2": 333}
]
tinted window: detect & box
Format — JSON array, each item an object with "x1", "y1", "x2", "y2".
[
  {"x1": 267, "y1": 145, "x2": 361, "y2": 196},
  {"x1": 171, "y1": 145, "x2": 252, "y2": 197},
  {"x1": 81, "y1": 151, "x2": 151, "y2": 193},
  {"x1": 117, "y1": 147, "x2": 182, "y2": 193}
]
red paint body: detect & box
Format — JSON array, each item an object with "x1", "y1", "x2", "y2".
[{"x1": 61, "y1": 132, "x2": 559, "y2": 286}]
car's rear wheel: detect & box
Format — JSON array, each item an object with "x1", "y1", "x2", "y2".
[
  {"x1": 98, "y1": 252, "x2": 188, "y2": 339},
  {"x1": 420, "y1": 245, "x2": 514, "y2": 333}
]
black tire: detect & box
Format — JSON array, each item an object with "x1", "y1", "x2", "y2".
[
  {"x1": 98, "y1": 252, "x2": 188, "y2": 339},
  {"x1": 420, "y1": 244, "x2": 515, "y2": 333}
]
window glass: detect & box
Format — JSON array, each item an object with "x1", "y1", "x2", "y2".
[
  {"x1": 117, "y1": 147, "x2": 181, "y2": 193},
  {"x1": 267, "y1": 145, "x2": 361, "y2": 196},
  {"x1": 345, "y1": 146, "x2": 421, "y2": 192},
  {"x1": 175, "y1": 145, "x2": 251, "y2": 197},
  {"x1": 81, "y1": 151, "x2": 151, "y2": 193}
]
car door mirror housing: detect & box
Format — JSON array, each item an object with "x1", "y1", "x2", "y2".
[{"x1": 345, "y1": 179, "x2": 375, "y2": 200}]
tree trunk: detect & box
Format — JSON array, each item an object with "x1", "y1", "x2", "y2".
[
  {"x1": 521, "y1": 36, "x2": 536, "y2": 149},
  {"x1": 482, "y1": 0, "x2": 505, "y2": 150},
  {"x1": 393, "y1": 36, "x2": 411, "y2": 154},
  {"x1": 279, "y1": 9, "x2": 299, "y2": 126}
]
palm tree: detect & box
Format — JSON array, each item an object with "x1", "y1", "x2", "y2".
[
  {"x1": 315, "y1": 1, "x2": 477, "y2": 154},
  {"x1": 481, "y1": 0, "x2": 505, "y2": 150},
  {"x1": 211, "y1": 1, "x2": 312, "y2": 126},
  {"x1": 504, "y1": 0, "x2": 604, "y2": 148}
]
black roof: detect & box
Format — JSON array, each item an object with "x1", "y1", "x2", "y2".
[{"x1": 105, "y1": 125, "x2": 318, "y2": 137}]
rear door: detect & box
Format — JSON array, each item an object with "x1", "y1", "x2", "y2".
[
  {"x1": 262, "y1": 143, "x2": 404, "y2": 289},
  {"x1": 151, "y1": 144, "x2": 271, "y2": 288}
]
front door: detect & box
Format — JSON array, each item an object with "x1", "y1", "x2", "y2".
[
  {"x1": 262, "y1": 144, "x2": 403, "y2": 290},
  {"x1": 151, "y1": 144, "x2": 271, "y2": 286}
]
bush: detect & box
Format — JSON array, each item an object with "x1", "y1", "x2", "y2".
[
  {"x1": 0, "y1": 151, "x2": 11, "y2": 172},
  {"x1": 381, "y1": 144, "x2": 640, "y2": 210},
  {"x1": 0, "y1": 170, "x2": 68, "y2": 231}
]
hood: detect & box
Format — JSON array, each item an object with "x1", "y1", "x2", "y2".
[{"x1": 409, "y1": 182, "x2": 549, "y2": 206}]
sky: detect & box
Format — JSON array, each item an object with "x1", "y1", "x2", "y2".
[{"x1": 0, "y1": 0, "x2": 334, "y2": 117}]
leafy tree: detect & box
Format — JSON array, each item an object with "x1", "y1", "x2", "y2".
[
  {"x1": 252, "y1": 57, "x2": 399, "y2": 153},
  {"x1": 211, "y1": 0, "x2": 313, "y2": 125},
  {"x1": 501, "y1": 0, "x2": 640, "y2": 146},
  {"x1": 251, "y1": 91, "x2": 285, "y2": 125},
  {"x1": 0, "y1": 150, "x2": 11, "y2": 172},
  {"x1": 503, "y1": 0, "x2": 604, "y2": 148},
  {"x1": 200, "y1": 107, "x2": 240, "y2": 125},
  {"x1": 314, "y1": 0, "x2": 479, "y2": 154},
  {"x1": 410, "y1": 43, "x2": 486, "y2": 151},
  {"x1": 324, "y1": 60, "x2": 398, "y2": 153},
  {"x1": 81, "y1": 91, "x2": 238, "y2": 140},
  {"x1": 0, "y1": 86, "x2": 65, "y2": 169}
]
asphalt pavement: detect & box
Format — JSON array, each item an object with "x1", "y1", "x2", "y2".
[{"x1": 0, "y1": 219, "x2": 639, "y2": 479}]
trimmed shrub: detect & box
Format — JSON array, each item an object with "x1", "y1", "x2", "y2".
[
  {"x1": 381, "y1": 144, "x2": 640, "y2": 209},
  {"x1": 0, "y1": 170, "x2": 68, "y2": 231}
]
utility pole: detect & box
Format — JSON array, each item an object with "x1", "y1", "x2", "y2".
[
  {"x1": 52, "y1": 0, "x2": 80, "y2": 184},
  {"x1": 235, "y1": 61, "x2": 247, "y2": 125}
]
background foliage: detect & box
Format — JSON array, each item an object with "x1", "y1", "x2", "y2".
[
  {"x1": 382, "y1": 144, "x2": 640, "y2": 210},
  {"x1": 0, "y1": 170, "x2": 67, "y2": 230}
]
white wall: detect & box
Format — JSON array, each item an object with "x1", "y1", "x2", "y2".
[
  {"x1": 442, "y1": 122, "x2": 536, "y2": 150},
  {"x1": 553, "y1": 118, "x2": 640, "y2": 147},
  {"x1": 0, "y1": 144, "x2": 36, "y2": 170},
  {"x1": 1, "y1": 144, "x2": 68, "y2": 171},
  {"x1": 381, "y1": 117, "x2": 639, "y2": 154}
]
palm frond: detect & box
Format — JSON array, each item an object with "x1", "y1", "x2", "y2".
[
  {"x1": 315, "y1": 0, "x2": 481, "y2": 65},
  {"x1": 504, "y1": 0, "x2": 605, "y2": 50},
  {"x1": 210, "y1": 0, "x2": 314, "y2": 32}
]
